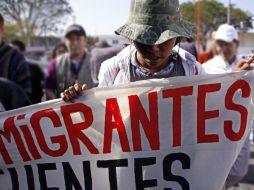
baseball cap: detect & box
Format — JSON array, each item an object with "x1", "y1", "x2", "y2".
[
  {"x1": 215, "y1": 24, "x2": 238, "y2": 43},
  {"x1": 64, "y1": 24, "x2": 86, "y2": 38}
]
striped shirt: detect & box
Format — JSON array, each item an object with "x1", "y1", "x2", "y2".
[{"x1": 0, "y1": 41, "x2": 31, "y2": 96}]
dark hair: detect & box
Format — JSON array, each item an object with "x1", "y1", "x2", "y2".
[
  {"x1": 52, "y1": 43, "x2": 67, "y2": 59},
  {"x1": 0, "y1": 13, "x2": 4, "y2": 25},
  {"x1": 11, "y1": 39, "x2": 26, "y2": 52}
]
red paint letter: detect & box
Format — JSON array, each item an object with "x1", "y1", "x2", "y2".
[
  {"x1": 17, "y1": 114, "x2": 41, "y2": 160},
  {"x1": 31, "y1": 108, "x2": 68, "y2": 157},
  {"x1": 197, "y1": 83, "x2": 221, "y2": 143},
  {"x1": 0, "y1": 116, "x2": 31, "y2": 164},
  {"x1": 61, "y1": 103, "x2": 99, "y2": 154},
  {"x1": 129, "y1": 92, "x2": 159, "y2": 151},
  {"x1": 104, "y1": 98, "x2": 130, "y2": 153},
  {"x1": 163, "y1": 86, "x2": 193, "y2": 147},
  {"x1": 224, "y1": 80, "x2": 250, "y2": 141}
]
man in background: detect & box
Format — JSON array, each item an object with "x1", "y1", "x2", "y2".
[
  {"x1": 11, "y1": 39, "x2": 44, "y2": 104},
  {"x1": 45, "y1": 24, "x2": 94, "y2": 99},
  {"x1": 0, "y1": 13, "x2": 32, "y2": 96},
  {"x1": 203, "y1": 24, "x2": 251, "y2": 189}
]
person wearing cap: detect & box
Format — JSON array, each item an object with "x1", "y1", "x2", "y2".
[
  {"x1": 203, "y1": 24, "x2": 254, "y2": 189},
  {"x1": 61, "y1": 0, "x2": 205, "y2": 100},
  {"x1": 45, "y1": 24, "x2": 94, "y2": 99},
  {"x1": 203, "y1": 24, "x2": 254, "y2": 73}
]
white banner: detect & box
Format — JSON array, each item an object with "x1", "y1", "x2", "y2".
[{"x1": 0, "y1": 71, "x2": 254, "y2": 190}]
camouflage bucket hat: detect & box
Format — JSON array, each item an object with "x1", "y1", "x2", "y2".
[{"x1": 115, "y1": 0, "x2": 196, "y2": 45}]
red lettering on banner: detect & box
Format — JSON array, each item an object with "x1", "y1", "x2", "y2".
[
  {"x1": 197, "y1": 83, "x2": 221, "y2": 143},
  {"x1": 0, "y1": 116, "x2": 31, "y2": 164},
  {"x1": 129, "y1": 92, "x2": 159, "y2": 151},
  {"x1": 31, "y1": 109, "x2": 68, "y2": 157},
  {"x1": 224, "y1": 80, "x2": 250, "y2": 141},
  {"x1": 162, "y1": 86, "x2": 193, "y2": 147},
  {"x1": 61, "y1": 103, "x2": 99, "y2": 154},
  {"x1": 104, "y1": 98, "x2": 130, "y2": 153},
  {"x1": 20, "y1": 124, "x2": 41, "y2": 160},
  {"x1": 17, "y1": 114, "x2": 41, "y2": 160}
]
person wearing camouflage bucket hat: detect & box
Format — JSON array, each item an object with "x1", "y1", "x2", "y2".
[
  {"x1": 115, "y1": 0, "x2": 196, "y2": 45},
  {"x1": 61, "y1": 0, "x2": 205, "y2": 100},
  {"x1": 61, "y1": 2, "x2": 254, "y2": 189}
]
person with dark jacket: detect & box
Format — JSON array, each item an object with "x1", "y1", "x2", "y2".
[
  {"x1": 10, "y1": 39, "x2": 44, "y2": 104},
  {"x1": 0, "y1": 14, "x2": 32, "y2": 97},
  {"x1": 0, "y1": 77, "x2": 31, "y2": 111}
]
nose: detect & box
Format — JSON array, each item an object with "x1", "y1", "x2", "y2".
[
  {"x1": 148, "y1": 45, "x2": 160, "y2": 52},
  {"x1": 145, "y1": 45, "x2": 160, "y2": 56}
]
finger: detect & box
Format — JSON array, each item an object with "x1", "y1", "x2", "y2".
[
  {"x1": 82, "y1": 84, "x2": 87, "y2": 91},
  {"x1": 64, "y1": 89, "x2": 74, "y2": 102},
  {"x1": 60, "y1": 92, "x2": 68, "y2": 101},
  {"x1": 247, "y1": 55, "x2": 254, "y2": 64},
  {"x1": 237, "y1": 60, "x2": 247, "y2": 67},
  {"x1": 240, "y1": 63, "x2": 251, "y2": 70},
  {"x1": 68, "y1": 86, "x2": 79, "y2": 98},
  {"x1": 74, "y1": 83, "x2": 84, "y2": 95}
]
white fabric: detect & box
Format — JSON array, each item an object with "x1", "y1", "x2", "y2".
[
  {"x1": 203, "y1": 55, "x2": 250, "y2": 187},
  {"x1": 0, "y1": 71, "x2": 254, "y2": 190},
  {"x1": 215, "y1": 24, "x2": 238, "y2": 42},
  {"x1": 202, "y1": 55, "x2": 241, "y2": 74},
  {"x1": 98, "y1": 44, "x2": 205, "y2": 87}
]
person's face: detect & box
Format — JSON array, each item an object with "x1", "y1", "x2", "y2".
[
  {"x1": 133, "y1": 38, "x2": 177, "y2": 72},
  {"x1": 64, "y1": 32, "x2": 86, "y2": 58},
  {"x1": 216, "y1": 40, "x2": 239, "y2": 63}
]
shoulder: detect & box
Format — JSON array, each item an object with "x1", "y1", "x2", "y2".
[
  {"x1": 174, "y1": 46, "x2": 196, "y2": 62},
  {"x1": 174, "y1": 46, "x2": 205, "y2": 75},
  {"x1": 98, "y1": 45, "x2": 133, "y2": 86},
  {"x1": 100, "y1": 45, "x2": 132, "y2": 73},
  {"x1": 55, "y1": 53, "x2": 69, "y2": 64},
  {"x1": 203, "y1": 56, "x2": 219, "y2": 65},
  {"x1": 0, "y1": 77, "x2": 31, "y2": 110},
  {"x1": 7, "y1": 44, "x2": 24, "y2": 61},
  {"x1": 202, "y1": 56, "x2": 221, "y2": 72},
  {"x1": 28, "y1": 62, "x2": 44, "y2": 75}
]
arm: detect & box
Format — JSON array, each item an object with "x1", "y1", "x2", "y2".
[{"x1": 233, "y1": 55, "x2": 254, "y2": 72}]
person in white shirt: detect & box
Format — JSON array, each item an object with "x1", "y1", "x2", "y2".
[
  {"x1": 203, "y1": 24, "x2": 253, "y2": 189},
  {"x1": 203, "y1": 24, "x2": 253, "y2": 73}
]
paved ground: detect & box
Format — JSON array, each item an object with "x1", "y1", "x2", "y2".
[{"x1": 228, "y1": 144, "x2": 254, "y2": 190}]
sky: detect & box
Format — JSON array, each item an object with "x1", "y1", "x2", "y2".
[{"x1": 67, "y1": 0, "x2": 254, "y2": 36}]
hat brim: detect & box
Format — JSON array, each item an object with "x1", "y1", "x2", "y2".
[
  {"x1": 215, "y1": 36, "x2": 235, "y2": 43},
  {"x1": 115, "y1": 20, "x2": 196, "y2": 45}
]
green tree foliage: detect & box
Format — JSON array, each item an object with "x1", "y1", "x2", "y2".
[
  {"x1": 0, "y1": 0, "x2": 73, "y2": 45},
  {"x1": 180, "y1": 0, "x2": 253, "y2": 36},
  {"x1": 3, "y1": 23, "x2": 23, "y2": 42}
]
